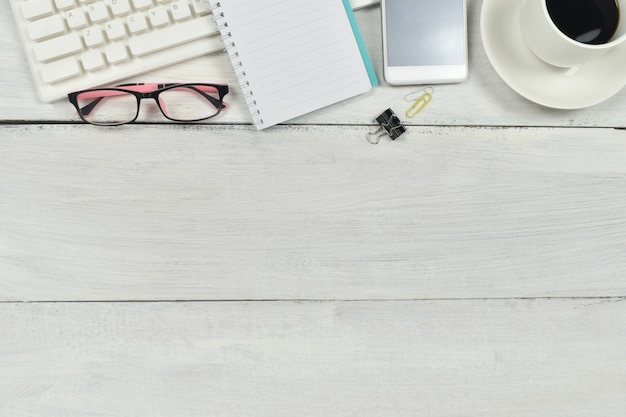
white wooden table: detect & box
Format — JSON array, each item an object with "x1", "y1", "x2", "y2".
[{"x1": 2, "y1": 1, "x2": 626, "y2": 416}]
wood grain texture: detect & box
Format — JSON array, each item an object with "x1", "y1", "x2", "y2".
[
  {"x1": 3, "y1": 1, "x2": 626, "y2": 127},
  {"x1": 3, "y1": 2, "x2": 626, "y2": 414},
  {"x1": 1, "y1": 299, "x2": 625, "y2": 417},
  {"x1": 2, "y1": 124, "x2": 625, "y2": 301}
]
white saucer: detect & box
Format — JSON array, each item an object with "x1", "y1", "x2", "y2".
[{"x1": 480, "y1": 0, "x2": 626, "y2": 109}]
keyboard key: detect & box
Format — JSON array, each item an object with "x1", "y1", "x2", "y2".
[
  {"x1": 148, "y1": 6, "x2": 169, "y2": 27},
  {"x1": 34, "y1": 32, "x2": 83, "y2": 62},
  {"x1": 132, "y1": 0, "x2": 153, "y2": 10},
  {"x1": 66, "y1": 7, "x2": 87, "y2": 29},
  {"x1": 170, "y1": 1, "x2": 191, "y2": 21},
  {"x1": 192, "y1": 0, "x2": 210, "y2": 15},
  {"x1": 41, "y1": 56, "x2": 81, "y2": 83},
  {"x1": 27, "y1": 14, "x2": 65, "y2": 41},
  {"x1": 81, "y1": 50, "x2": 105, "y2": 71},
  {"x1": 127, "y1": 13, "x2": 148, "y2": 33},
  {"x1": 54, "y1": 0, "x2": 75, "y2": 10},
  {"x1": 87, "y1": 2, "x2": 109, "y2": 22},
  {"x1": 105, "y1": 19, "x2": 126, "y2": 40},
  {"x1": 128, "y1": 18, "x2": 213, "y2": 57},
  {"x1": 110, "y1": 0, "x2": 131, "y2": 16},
  {"x1": 21, "y1": 0, "x2": 54, "y2": 20},
  {"x1": 105, "y1": 43, "x2": 129, "y2": 64},
  {"x1": 83, "y1": 26, "x2": 105, "y2": 47}
]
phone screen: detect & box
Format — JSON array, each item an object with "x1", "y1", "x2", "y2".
[{"x1": 385, "y1": 0, "x2": 466, "y2": 67}]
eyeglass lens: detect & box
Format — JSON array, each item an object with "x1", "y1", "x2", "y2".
[
  {"x1": 76, "y1": 90, "x2": 137, "y2": 125},
  {"x1": 158, "y1": 85, "x2": 222, "y2": 121},
  {"x1": 75, "y1": 85, "x2": 223, "y2": 125}
]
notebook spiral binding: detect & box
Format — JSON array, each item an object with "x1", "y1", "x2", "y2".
[{"x1": 210, "y1": 2, "x2": 264, "y2": 127}]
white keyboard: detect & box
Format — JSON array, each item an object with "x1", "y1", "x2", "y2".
[{"x1": 10, "y1": 0, "x2": 380, "y2": 102}]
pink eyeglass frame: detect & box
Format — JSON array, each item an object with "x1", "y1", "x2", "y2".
[{"x1": 68, "y1": 83, "x2": 229, "y2": 125}]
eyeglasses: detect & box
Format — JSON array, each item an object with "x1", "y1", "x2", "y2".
[{"x1": 68, "y1": 83, "x2": 229, "y2": 126}]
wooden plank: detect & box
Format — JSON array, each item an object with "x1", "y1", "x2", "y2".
[
  {"x1": 2, "y1": 124, "x2": 626, "y2": 301},
  {"x1": 1, "y1": 299, "x2": 625, "y2": 417},
  {"x1": 3, "y1": 2, "x2": 626, "y2": 127}
]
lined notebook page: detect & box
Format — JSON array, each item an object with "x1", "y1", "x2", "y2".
[{"x1": 210, "y1": 0, "x2": 376, "y2": 129}]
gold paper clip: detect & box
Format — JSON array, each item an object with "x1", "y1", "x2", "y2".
[{"x1": 404, "y1": 87, "x2": 433, "y2": 118}]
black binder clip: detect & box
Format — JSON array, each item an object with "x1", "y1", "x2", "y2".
[{"x1": 366, "y1": 108, "x2": 406, "y2": 144}]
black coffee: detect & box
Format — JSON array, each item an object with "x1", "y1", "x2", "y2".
[{"x1": 546, "y1": 0, "x2": 620, "y2": 44}]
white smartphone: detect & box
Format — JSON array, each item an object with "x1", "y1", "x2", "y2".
[{"x1": 382, "y1": 0, "x2": 468, "y2": 85}]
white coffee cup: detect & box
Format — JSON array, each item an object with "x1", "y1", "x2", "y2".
[{"x1": 520, "y1": 0, "x2": 626, "y2": 67}]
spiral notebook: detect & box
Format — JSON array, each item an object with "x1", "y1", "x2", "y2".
[{"x1": 209, "y1": 0, "x2": 378, "y2": 129}]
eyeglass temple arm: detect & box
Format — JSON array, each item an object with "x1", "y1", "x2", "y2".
[
  {"x1": 186, "y1": 85, "x2": 225, "y2": 109},
  {"x1": 116, "y1": 83, "x2": 172, "y2": 90},
  {"x1": 79, "y1": 97, "x2": 104, "y2": 116}
]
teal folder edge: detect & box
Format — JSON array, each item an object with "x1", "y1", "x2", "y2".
[{"x1": 342, "y1": 0, "x2": 379, "y2": 87}]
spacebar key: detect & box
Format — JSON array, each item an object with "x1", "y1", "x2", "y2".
[{"x1": 129, "y1": 19, "x2": 218, "y2": 56}]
